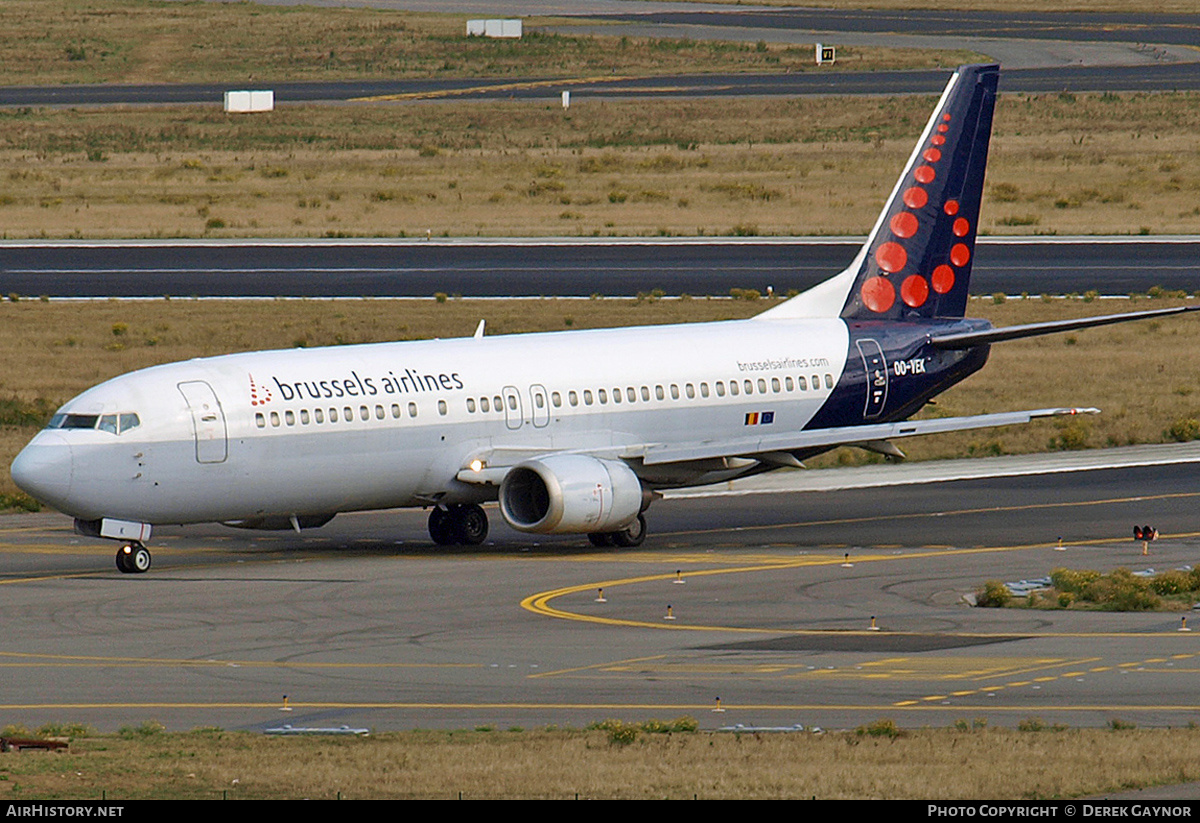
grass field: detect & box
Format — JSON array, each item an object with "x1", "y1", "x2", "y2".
[
  {"x1": 1, "y1": 4, "x2": 1195, "y2": 240},
  {"x1": 3, "y1": 722, "x2": 1200, "y2": 799},
  {"x1": 1, "y1": 0, "x2": 964, "y2": 87},
  {"x1": 3, "y1": 90, "x2": 1200, "y2": 239},
  {"x1": 4, "y1": 294, "x2": 1200, "y2": 508}
]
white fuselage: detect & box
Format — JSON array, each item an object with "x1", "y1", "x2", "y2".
[{"x1": 14, "y1": 316, "x2": 850, "y2": 526}]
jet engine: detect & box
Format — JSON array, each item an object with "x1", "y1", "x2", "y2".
[{"x1": 499, "y1": 455, "x2": 644, "y2": 534}]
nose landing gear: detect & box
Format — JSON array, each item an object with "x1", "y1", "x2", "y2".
[{"x1": 115, "y1": 542, "x2": 151, "y2": 574}]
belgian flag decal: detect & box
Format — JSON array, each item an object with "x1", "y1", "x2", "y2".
[{"x1": 744, "y1": 411, "x2": 775, "y2": 426}]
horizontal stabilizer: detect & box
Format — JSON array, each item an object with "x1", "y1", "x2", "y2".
[{"x1": 930, "y1": 305, "x2": 1200, "y2": 349}]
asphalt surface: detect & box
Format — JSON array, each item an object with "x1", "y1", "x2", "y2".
[
  {"x1": 4, "y1": 238, "x2": 1198, "y2": 298},
  {"x1": 5, "y1": 3, "x2": 1200, "y2": 107},
  {"x1": 593, "y1": 9, "x2": 1200, "y2": 48},
  {"x1": 7, "y1": 62, "x2": 1200, "y2": 108},
  {"x1": 5, "y1": 0, "x2": 1200, "y2": 109},
  {"x1": 2, "y1": 453, "x2": 1199, "y2": 732}
]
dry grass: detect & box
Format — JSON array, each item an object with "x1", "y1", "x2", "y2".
[
  {"x1": 2, "y1": 91, "x2": 1199, "y2": 239},
  {"x1": 3, "y1": 725, "x2": 1200, "y2": 799},
  {"x1": 0, "y1": 0, "x2": 960, "y2": 87},
  {"x1": 3, "y1": 295, "x2": 1200, "y2": 504}
]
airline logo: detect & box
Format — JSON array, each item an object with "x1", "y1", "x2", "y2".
[
  {"x1": 744, "y1": 411, "x2": 775, "y2": 426},
  {"x1": 248, "y1": 374, "x2": 273, "y2": 407}
]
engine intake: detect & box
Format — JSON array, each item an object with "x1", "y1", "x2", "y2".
[{"x1": 499, "y1": 455, "x2": 643, "y2": 534}]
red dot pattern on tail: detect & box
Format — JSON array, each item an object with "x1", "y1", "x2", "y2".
[
  {"x1": 901, "y1": 275, "x2": 929, "y2": 307},
  {"x1": 932, "y1": 264, "x2": 955, "y2": 294},
  {"x1": 890, "y1": 212, "x2": 918, "y2": 238},
  {"x1": 862, "y1": 276, "x2": 895, "y2": 312},
  {"x1": 876, "y1": 242, "x2": 907, "y2": 273},
  {"x1": 903, "y1": 187, "x2": 928, "y2": 209},
  {"x1": 858, "y1": 104, "x2": 976, "y2": 314}
]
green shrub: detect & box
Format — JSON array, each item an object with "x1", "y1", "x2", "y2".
[
  {"x1": 1048, "y1": 420, "x2": 1090, "y2": 450},
  {"x1": 639, "y1": 716, "x2": 698, "y2": 734},
  {"x1": 602, "y1": 721, "x2": 638, "y2": 746},
  {"x1": 857, "y1": 718, "x2": 903, "y2": 738},
  {"x1": 36, "y1": 721, "x2": 92, "y2": 738},
  {"x1": 1150, "y1": 570, "x2": 1192, "y2": 596},
  {"x1": 1050, "y1": 567, "x2": 1100, "y2": 594},
  {"x1": 1082, "y1": 568, "x2": 1160, "y2": 610},
  {"x1": 975, "y1": 580, "x2": 1012, "y2": 608},
  {"x1": 1166, "y1": 417, "x2": 1200, "y2": 442}
]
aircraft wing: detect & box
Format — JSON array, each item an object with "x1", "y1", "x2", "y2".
[
  {"x1": 457, "y1": 407, "x2": 1097, "y2": 485},
  {"x1": 630, "y1": 407, "x2": 1097, "y2": 466}
]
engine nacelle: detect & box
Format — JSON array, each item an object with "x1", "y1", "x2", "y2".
[{"x1": 499, "y1": 455, "x2": 643, "y2": 534}]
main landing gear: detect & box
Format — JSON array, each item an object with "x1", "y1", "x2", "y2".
[
  {"x1": 428, "y1": 504, "x2": 489, "y2": 546},
  {"x1": 115, "y1": 542, "x2": 151, "y2": 574},
  {"x1": 587, "y1": 513, "x2": 647, "y2": 548}
]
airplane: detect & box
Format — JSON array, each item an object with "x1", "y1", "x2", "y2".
[{"x1": 11, "y1": 64, "x2": 1200, "y2": 574}]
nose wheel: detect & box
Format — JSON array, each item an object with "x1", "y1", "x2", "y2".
[{"x1": 115, "y1": 542, "x2": 151, "y2": 574}]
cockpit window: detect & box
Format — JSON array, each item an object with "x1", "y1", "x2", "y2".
[
  {"x1": 46, "y1": 412, "x2": 140, "y2": 434},
  {"x1": 57, "y1": 414, "x2": 100, "y2": 430}
]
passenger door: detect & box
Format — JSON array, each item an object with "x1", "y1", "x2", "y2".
[{"x1": 177, "y1": 381, "x2": 228, "y2": 464}]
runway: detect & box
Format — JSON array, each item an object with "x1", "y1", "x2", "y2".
[
  {"x1": 5, "y1": 237, "x2": 1200, "y2": 298},
  {"x1": 2, "y1": 3, "x2": 1200, "y2": 107},
  {"x1": 2, "y1": 450, "x2": 1199, "y2": 732},
  {"x1": 6, "y1": 62, "x2": 1200, "y2": 109},
  {"x1": 4, "y1": 3, "x2": 1199, "y2": 107}
]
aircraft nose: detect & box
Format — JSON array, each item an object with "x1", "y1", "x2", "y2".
[{"x1": 11, "y1": 433, "x2": 73, "y2": 509}]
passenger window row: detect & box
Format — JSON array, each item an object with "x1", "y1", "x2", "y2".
[
  {"x1": 463, "y1": 374, "x2": 834, "y2": 414},
  {"x1": 255, "y1": 401, "x2": 422, "y2": 429}
]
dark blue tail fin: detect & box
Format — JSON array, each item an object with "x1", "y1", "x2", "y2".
[{"x1": 839, "y1": 64, "x2": 998, "y2": 321}]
